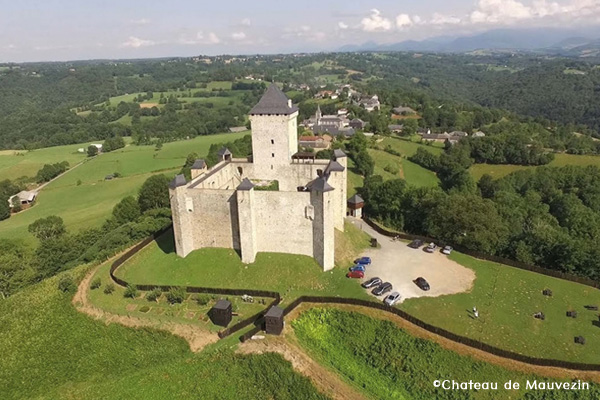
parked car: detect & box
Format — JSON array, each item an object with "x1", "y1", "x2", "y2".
[
  {"x1": 384, "y1": 291, "x2": 402, "y2": 306},
  {"x1": 408, "y1": 239, "x2": 424, "y2": 249},
  {"x1": 414, "y1": 277, "x2": 430, "y2": 291},
  {"x1": 354, "y1": 257, "x2": 372, "y2": 266},
  {"x1": 349, "y1": 264, "x2": 366, "y2": 273},
  {"x1": 372, "y1": 282, "x2": 392, "y2": 296},
  {"x1": 361, "y1": 277, "x2": 382, "y2": 289},
  {"x1": 424, "y1": 242, "x2": 437, "y2": 253},
  {"x1": 442, "y1": 245, "x2": 453, "y2": 255},
  {"x1": 347, "y1": 270, "x2": 365, "y2": 279}
]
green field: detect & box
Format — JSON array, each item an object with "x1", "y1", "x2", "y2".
[
  {"x1": 380, "y1": 137, "x2": 445, "y2": 157},
  {"x1": 0, "y1": 266, "x2": 328, "y2": 400},
  {"x1": 0, "y1": 143, "x2": 88, "y2": 181},
  {"x1": 0, "y1": 132, "x2": 249, "y2": 244},
  {"x1": 369, "y1": 148, "x2": 440, "y2": 188},
  {"x1": 112, "y1": 223, "x2": 372, "y2": 307},
  {"x1": 294, "y1": 308, "x2": 600, "y2": 400},
  {"x1": 469, "y1": 153, "x2": 600, "y2": 180},
  {"x1": 401, "y1": 252, "x2": 600, "y2": 363}
]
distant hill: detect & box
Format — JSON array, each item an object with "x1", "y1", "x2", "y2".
[{"x1": 338, "y1": 27, "x2": 600, "y2": 57}]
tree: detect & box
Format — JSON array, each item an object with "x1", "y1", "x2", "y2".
[
  {"x1": 0, "y1": 197, "x2": 10, "y2": 221},
  {"x1": 138, "y1": 174, "x2": 171, "y2": 212},
  {"x1": 28, "y1": 216, "x2": 66, "y2": 241},
  {"x1": 112, "y1": 196, "x2": 141, "y2": 224},
  {"x1": 402, "y1": 118, "x2": 418, "y2": 136},
  {"x1": 87, "y1": 145, "x2": 98, "y2": 157}
]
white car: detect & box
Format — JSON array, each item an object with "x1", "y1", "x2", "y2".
[
  {"x1": 442, "y1": 245, "x2": 453, "y2": 255},
  {"x1": 424, "y1": 242, "x2": 437, "y2": 253},
  {"x1": 384, "y1": 291, "x2": 401, "y2": 306}
]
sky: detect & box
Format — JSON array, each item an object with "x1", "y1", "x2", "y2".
[{"x1": 1, "y1": 0, "x2": 599, "y2": 62}]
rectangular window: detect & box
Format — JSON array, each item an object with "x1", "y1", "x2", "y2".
[
  {"x1": 272, "y1": 153, "x2": 275, "y2": 158},
  {"x1": 271, "y1": 139, "x2": 274, "y2": 144}
]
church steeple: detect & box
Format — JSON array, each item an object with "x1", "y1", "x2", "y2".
[{"x1": 316, "y1": 104, "x2": 322, "y2": 121}]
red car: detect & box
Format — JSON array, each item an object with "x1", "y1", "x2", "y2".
[{"x1": 347, "y1": 270, "x2": 365, "y2": 279}]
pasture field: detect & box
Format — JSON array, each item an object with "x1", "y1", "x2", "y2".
[
  {"x1": 0, "y1": 266, "x2": 327, "y2": 400},
  {"x1": 293, "y1": 308, "x2": 600, "y2": 400},
  {"x1": 111, "y1": 223, "x2": 372, "y2": 307},
  {"x1": 0, "y1": 142, "x2": 88, "y2": 181},
  {"x1": 469, "y1": 153, "x2": 600, "y2": 180},
  {"x1": 379, "y1": 137, "x2": 444, "y2": 157},
  {"x1": 401, "y1": 252, "x2": 600, "y2": 364},
  {"x1": 0, "y1": 132, "x2": 249, "y2": 244}
]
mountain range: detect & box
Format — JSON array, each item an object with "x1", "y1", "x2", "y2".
[{"x1": 338, "y1": 27, "x2": 600, "y2": 57}]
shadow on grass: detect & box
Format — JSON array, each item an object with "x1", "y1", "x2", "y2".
[{"x1": 156, "y1": 230, "x2": 176, "y2": 254}]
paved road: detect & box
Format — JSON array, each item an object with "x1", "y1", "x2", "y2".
[{"x1": 348, "y1": 218, "x2": 475, "y2": 303}]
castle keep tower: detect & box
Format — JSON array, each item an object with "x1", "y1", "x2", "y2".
[{"x1": 248, "y1": 84, "x2": 298, "y2": 168}]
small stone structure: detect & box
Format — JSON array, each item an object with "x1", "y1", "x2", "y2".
[
  {"x1": 347, "y1": 194, "x2": 364, "y2": 218},
  {"x1": 264, "y1": 306, "x2": 284, "y2": 335},
  {"x1": 169, "y1": 84, "x2": 348, "y2": 271},
  {"x1": 209, "y1": 299, "x2": 232, "y2": 327}
]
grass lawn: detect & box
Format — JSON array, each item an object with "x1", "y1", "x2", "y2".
[
  {"x1": 293, "y1": 308, "x2": 600, "y2": 400},
  {"x1": 401, "y1": 158, "x2": 439, "y2": 187},
  {"x1": 400, "y1": 252, "x2": 600, "y2": 363},
  {"x1": 369, "y1": 149, "x2": 440, "y2": 188},
  {"x1": 0, "y1": 132, "x2": 249, "y2": 244},
  {"x1": 0, "y1": 142, "x2": 87, "y2": 181},
  {"x1": 469, "y1": 153, "x2": 600, "y2": 181},
  {"x1": 112, "y1": 222, "x2": 373, "y2": 307},
  {"x1": 346, "y1": 158, "x2": 364, "y2": 197},
  {"x1": 0, "y1": 266, "x2": 328, "y2": 400}
]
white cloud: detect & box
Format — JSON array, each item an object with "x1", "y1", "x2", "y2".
[
  {"x1": 430, "y1": 13, "x2": 462, "y2": 25},
  {"x1": 396, "y1": 14, "x2": 413, "y2": 28},
  {"x1": 361, "y1": 9, "x2": 392, "y2": 32},
  {"x1": 241, "y1": 18, "x2": 251, "y2": 26},
  {"x1": 413, "y1": 15, "x2": 423, "y2": 24},
  {"x1": 208, "y1": 32, "x2": 220, "y2": 44},
  {"x1": 231, "y1": 32, "x2": 246, "y2": 40},
  {"x1": 130, "y1": 18, "x2": 151, "y2": 25},
  {"x1": 470, "y1": 0, "x2": 532, "y2": 23},
  {"x1": 120, "y1": 37, "x2": 156, "y2": 48},
  {"x1": 338, "y1": 21, "x2": 349, "y2": 30},
  {"x1": 6, "y1": 44, "x2": 17, "y2": 50}
]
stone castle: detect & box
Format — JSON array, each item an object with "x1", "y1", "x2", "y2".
[{"x1": 169, "y1": 84, "x2": 347, "y2": 271}]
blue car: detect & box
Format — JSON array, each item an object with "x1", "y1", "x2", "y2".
[
  {"x1": 354, "y1": 257, "x2": 372, "y2": 266},
  {"x1": 349, "y1": 264, "x2": 366, "y2": 273}
]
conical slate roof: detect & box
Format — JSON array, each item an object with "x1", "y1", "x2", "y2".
[
  {"x1": 325, "y1": 160, "x2": 345, "y2": 174},
  {"x1": 249, "y1": 84, "x2": 298, "y2": 115},
  {"x1": 347, "y1": 194, "x2": 364, "y2": 204},
  {"x1": 308, "y1": 176, "x2": 334, "y2": 192},
  {"x1": 334, "y1": 149, "x2": 347, "y2": 159},
  {"x1": 169, "y1": 174, "x2": 187, "y2": 189},
  {"x1": 191, "y1": 159, "x2": 206, "y2": 169},
  {"x1": 237, "y1": 178, "x2": 255, "y2": 191}
]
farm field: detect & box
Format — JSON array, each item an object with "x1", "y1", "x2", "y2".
[
  {"x1": 0, "y1": 142, "x2": 89, "y2": 181},
  {"x1": 401, "y1": 252, "x2": 600, "y2": 364},
  {"x1": 470, "y1": 153, "x2": 600, "y2": 180},
  {"x1": 0, "y1": 266, "x2": 328, "y2": 400},
  {"x1": 293, "y1": 308, "x2": 600, "y2": 400},
  {"x1": 111, "y1": 222, "x2": 373, "y2": 307},
  {"x1": 0, "y1": 132, "x2": 249, "y2": 244}
]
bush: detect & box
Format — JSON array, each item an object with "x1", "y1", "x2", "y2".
[
  {"x1": 383, "y1": 163, "x2": 400, "y2": 175},
  {"x1": 90, "y1": 277, "x2": 101, "y2": 290},
  {"x1": 166, "y1": 287, "x2": 186, "y2": 304},
  {"x1": 104, "y1": 283, "x2": 115, "y2": 294},
  {"x1": 139, "y1": 305, "x2": 150, "y2": 313},
  {"x1": 146, "y1": 288, "x2": 162, "y2": 302},
  {"x1": 124, "y1": 285, "x2": 138, "y2": 298},
  {"x1": 195, "y1": 294, "x2": 213, "y2": 306},
  {"x1": 57, "y1": 275, "x2": 75, "y2": 293}
]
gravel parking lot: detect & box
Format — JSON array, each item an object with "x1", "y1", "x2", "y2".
[{"x1": 349, "y1": 218, "x2": 475, "y2": 302}]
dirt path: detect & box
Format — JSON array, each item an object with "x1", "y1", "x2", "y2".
[
  {"x1": 239, "y1": 335, "x2": 368, "y2": 400},
  {"x1": 73, "y1": 263, "x2": 218, "y2": 352},
  {"x1": 286, "y1": 303, "x2": 600, "y2": 383}
]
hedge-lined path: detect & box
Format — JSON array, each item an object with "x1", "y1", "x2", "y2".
[
  {"x1": 238, "y1": 335, "x2": 367, "y2": 400},
  {"x1": 286, "y1": 302, "x2": 600, "y2": 383},
  {"x1": 73, "y1": 261, "x2": 219, "y2": 352}
]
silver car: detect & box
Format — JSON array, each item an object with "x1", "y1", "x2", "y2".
[
  {"x1": 442, "y1": 245, "x2": 453, "y2": 255},
  {"x1": 384, "y1": 291, "x2": 401, "y2": 306}
]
